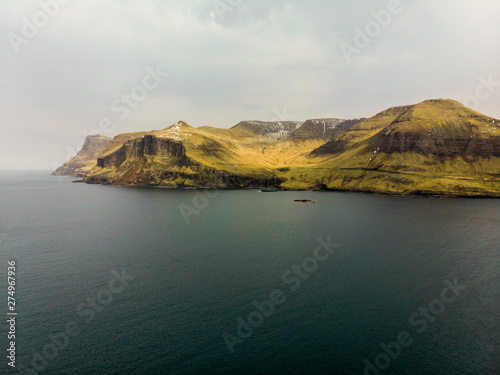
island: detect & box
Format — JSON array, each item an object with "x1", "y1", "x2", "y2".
[{"x1": 53, "y1": 99, "x2": 500, "y2": 197}]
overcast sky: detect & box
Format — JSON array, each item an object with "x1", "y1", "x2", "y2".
[{"x1": 1, "y1": 0, "x2": 499, "y2": 170}]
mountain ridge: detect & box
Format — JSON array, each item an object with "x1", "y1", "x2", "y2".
[{"x1": 54, "y1": 99, "x2": 500, "y2": 197}]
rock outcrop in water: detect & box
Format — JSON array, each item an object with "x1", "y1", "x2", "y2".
[{"x1": 54, "y1": 99, "x2": 500, "y2": 197}]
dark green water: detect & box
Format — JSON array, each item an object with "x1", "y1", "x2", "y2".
[{"x1": 1, "y1": 171, "x2": 499, "y2": 374}]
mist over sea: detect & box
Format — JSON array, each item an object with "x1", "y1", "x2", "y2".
[{"x1": 1, "y1": 171, "x2": 499, "y2": 374}]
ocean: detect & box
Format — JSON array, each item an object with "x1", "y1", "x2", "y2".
[{"x1": 1, "y1": 171, "x2": 499, "y2": 374}]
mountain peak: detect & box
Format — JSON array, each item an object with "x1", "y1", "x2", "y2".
[
  {"x1": 165, "y1": 121, "x2": 193, "y2": 131},
  {"x1": 412, "y1": 98, "x2": 471, "y2": 112},
  {"x1": 418, "y1": 98, "x2": 463, "y2": 106},
  {"x1": 229, "y1": 120, "x2": 303, "y2": 139}
]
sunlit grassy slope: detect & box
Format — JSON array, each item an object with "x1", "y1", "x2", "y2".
[{"x1": 83, "y1": 99, "x2": 500, "y2": 197}]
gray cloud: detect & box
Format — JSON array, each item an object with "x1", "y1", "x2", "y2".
[{"x1": 1, "y1": 0, "x2": 499, "y2": 169}]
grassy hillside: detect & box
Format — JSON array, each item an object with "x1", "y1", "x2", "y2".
[
  {"x1": 79, "y1": 99, "x2": 500, "y2": 197},
  {"x1": 284, "y1": 100, "x2": 500, "y2": 196}
]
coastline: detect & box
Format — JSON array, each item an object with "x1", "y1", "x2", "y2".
[{"x1": 75, "y1": 178, "x2": 500, "y2": 199}]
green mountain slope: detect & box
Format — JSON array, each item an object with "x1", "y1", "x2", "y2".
[
  {"x1": 56, "y1": 99, "x2": 500, "y2": 197},
  {"x1": 82, "y1": 118, "x2": 355, "y2": 187},
  {"x1": 291, "y1": 99, "x2": 500, "y2": 196}
]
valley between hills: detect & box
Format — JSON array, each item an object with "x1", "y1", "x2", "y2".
[{"x1": 53, "y1": 99, "x2": 500, "y2": 197}]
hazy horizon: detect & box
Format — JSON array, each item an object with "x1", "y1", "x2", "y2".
[{"x1": 2, "y1": 0, "x2": 500, "y2": 170}]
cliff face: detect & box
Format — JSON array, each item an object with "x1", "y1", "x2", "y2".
[
  {"x1": 229, "y1": 121, "x2": 303, "y2": 140},
  {"x1": 52, "y1": 135, "x2": 111, "y2": 177},
  {"x1": 290, "y1": 119, "x2": 361, "y2": 142},
  {"x1": 374, "y1": 130, "x2": 500, "y2": 157},
  {"x1": 96, "y1": 135, "x2": 186, "y2": 169},
  {"x1": 65, "y1": 100, "x2": 500, "y2": 197}
]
